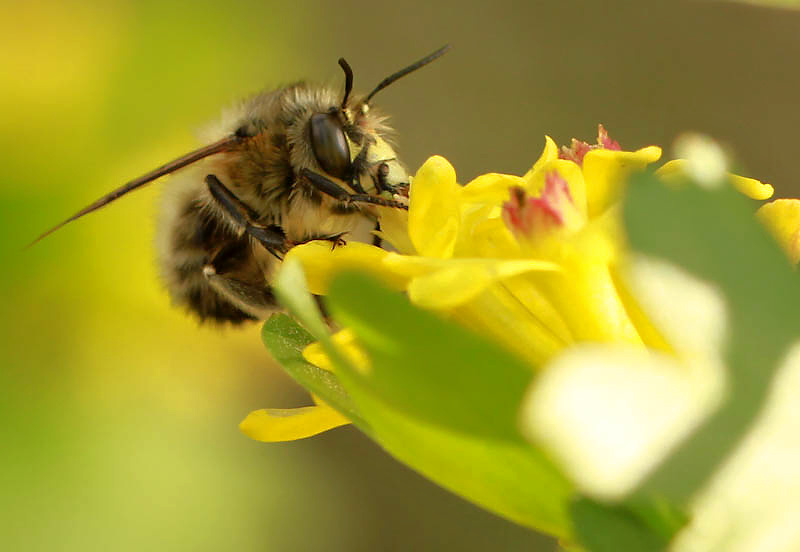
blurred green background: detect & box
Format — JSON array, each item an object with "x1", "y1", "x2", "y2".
[{"x1": 2, "y1": 1, "x2": 799, "y2": 550}]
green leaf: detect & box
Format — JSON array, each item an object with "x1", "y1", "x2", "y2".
[
  {"x1": 623, "y1": 172, "x2": 800, "y2": 504},
  {"x1": 325, "y1": 271, "x2": 535, "y2": 442},
  {"x1": 337, "y1": 371, "x2": 573, "y2": 538},
  {"x1": 570, "y1": 498, "x2": 669, "y2": 552},
  {"x1": 271, "y1": 259, "x2": 330, "y2": 341},
  {"x1": 261, "y1": 313, "x2": 370, "y2": 434},
  {"x1": 266, "y1": 271, "x2": 573, "y2": 536},
  {"x1": 624, "y1": 495, "x2": 689, "y2": 543}
]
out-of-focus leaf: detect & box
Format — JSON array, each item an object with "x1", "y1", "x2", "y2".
[
  {"x1": 261, "y1": 314, "x2": 369, "y2": 433},
  {"x1": 625, "y1": 495, "x2": 689, "y2": 542},
  {"x1": 325, "y1": 271, "x2": 535, "y2": 442},
  {"x1": 732, "y1": 0, "x2": 800, "y2": 8},
  {"x1": 269, "y1": 270, "x2": 573, "y2": 536},
  {"x1": 570, "y1": 498, "x2": 669, "y2": 552},
  {"x1": 338, "y1": 373, "x2": 573, "y2": 538},
  {"x1": 623, "y1": 171, "x2": 800, "y2": 504},
  {"x1": 272, "y1": 259, "x2": 330, "y2": 341}
]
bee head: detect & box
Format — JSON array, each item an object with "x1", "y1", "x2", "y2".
[
  {"x1": 309, "y1": 108, "x2": 351, "y2": 180},
  {"x1": 307, "y1": 46, "x2": 450, "y2": 191}
]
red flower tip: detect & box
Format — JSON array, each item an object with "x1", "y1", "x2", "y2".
[
  {"x1": 559, "y1": 124, "x2": 621, "y2": 165},
  {"x1": 503, "y1": 172, "x2": 573, "y2": 238},
  {"x1": 597, "y1": 124, "x2": 621, "y2": 151}
]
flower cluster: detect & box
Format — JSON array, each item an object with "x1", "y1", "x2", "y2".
[
  {"x1": 294, "y1": 127, "x2": 664, "y2": 365},
  {"x1": 241, "y1": 126, "x2": 800, "y2": 549}
]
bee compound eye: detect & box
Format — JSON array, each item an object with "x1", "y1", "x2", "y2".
[{"x1": 309, "y1": 112, "x2": 351, "y2": 180}]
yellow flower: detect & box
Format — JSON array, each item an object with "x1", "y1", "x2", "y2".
[
  {"x1": 291, "y1": 126, "x2": 661, "y2": 370},
  {"x1": 757, "y1": 199, "x2": 800, "y2": 264},
  {"x1": 244, "y1": 125, "x2": 791, "y2": 448},
  {"x1": 240, "y1": 393, "x2": 350, "y2": 442},
  {"x1": 245, "y1": 126, "x2": 663, "y2": 440},
  {"x1": 240, "y1": 328, "x2": 369, "y2": 442},
  {"x1": 241, "y1": 126, "x2": 800, "y2": 548}
]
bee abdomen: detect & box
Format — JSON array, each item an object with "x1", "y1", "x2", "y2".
[
  {"x1": 176, "y1": 259, "x2": 259, "y2": 324},
  {"x1": 157, "y1": 181, "x2": 270, "y2": 324}
]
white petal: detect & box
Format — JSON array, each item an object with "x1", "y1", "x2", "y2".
[
  {"x1": 521, "y1": 345, "x2": 721, "y2": 500},
  {"x1": 673, "y1": 134, "x2": 728, "y2": 188},
  {"x1": 673, "y1": 343, "x2": 800, "y2": 552},
  {"x1": 627, "y1": 255, "x2": 728, "y2": 365}
]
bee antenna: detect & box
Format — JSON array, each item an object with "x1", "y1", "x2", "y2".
[
  {"x1": 338, "y1": 57, "x2": 354, "y2": 109},
  {"x1": 27, "y1": 134, "x2": 244, "y2": 248},
  {"x1": 364, "y1": 45, "x2": 451, "y2": 105}
]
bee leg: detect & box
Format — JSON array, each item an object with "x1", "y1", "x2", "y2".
[
  {"x1": 373, "y1": 161, "x2": 391, "y2": 193},
  {"x1": 360, "y1": 156, "x2": 398, "y2": 194},
  {"x1": 374, "y1": 161, "x2": 402, "y2": 194},
  {"x1": 372, "y1": 221, "x2": 383, "y2": 247},
  {"x1": 205, "y1": 174, "x2": 288, "y2": 259},
  {"x1": 301, "y1": 169, "x2": 408, "y2": 210},
  {"x1": 201, "y1": 265, "x2": 274, "y2": 320},
  {"x1": 292, "y1": 232, "x2": 348, "y2": 250},
  {"x1": 348, "y1": 146, "x2": 368, "y2": 194},
  {"x1": 351, "y1": 146, "x2": 397, "y2": 195}
]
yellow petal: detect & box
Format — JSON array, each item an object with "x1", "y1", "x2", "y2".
[
  {"x1": 521, "y1": 135, "x2": 560, "y2": 182},
  {"x1": 522, "y1": 159, "x2": 588, "y2": 221},
  {"x1": 302, "y1": 340, "x2": 333, "y2": 371},
  {"x1": 501, "y1": 274, "x2": 574, "y2": 345},
  {"x1": 655, "y1": 158, "x2": 685, "y2": 179},
  {"x1": 239, "y1": 404, "x2": 350, "y2": 442},
  {"x1": 450, "y1": 283, "x2": 568, "y2": 368},
  {"x1": 284, "y1": 241, "x2": 408, "y2": 295},
  {"x1": 609, "y1": 265, "x2": 673, "y2": 354},
  {"x1": 583, "y1": 146, "x2": 662, "y2": 217},
  {"x1": 460, "y1": 173, "x2": 527, "y2": 206},
  {"x1": 455, "y1": 202, "x2": 503, "y2": 256},
  {"x1": 457, "y1": 174, "x2": 528, "y2": 255},
  {"x1": 534, "y1": 262, "x2": 643, "y2": 345},
  {"x1": 375, "y1": 205, "x2": 415, "y2": 255},
  {"x1": 302, "y1": 328, "x2": 371, "y2": 373},
  {"x1": 657, "y1": 159, "x2": 774, "y2": 200},
  {"x1": 468, "y1": 217, "x2": 524, "y2": 258},
  {"x1": 757, "y1": 199, "x2": 800, "y2": 264},
  {"x1": 381, "y1": 252, "x2": 458, "y2": 279},
  {"x1": 406, "y1": 259, "x2": 561, "y2": 310},
  {"x1": 409, "y1": 156, "x2": 460, "y2": 258},
  {"x1": 730, "y1": 174, "x2": 773, "y2": 200}
]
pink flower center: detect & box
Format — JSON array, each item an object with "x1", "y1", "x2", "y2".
[
  {"x1": 503, "y1": 172, "x2": 574, "y2": 238},
  {"x1": 559, "y1": 124, "x2": 621, "y2": 166}
]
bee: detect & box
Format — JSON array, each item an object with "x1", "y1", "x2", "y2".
[{"x1": 33, "y1": 46, "x2": 449, "y2": 323}]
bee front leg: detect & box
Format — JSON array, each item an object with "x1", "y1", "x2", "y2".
[
  {"x1": 348, "y1": 146, "x2": 369, "y2": 194},
  {"x1": 300, "y1": 169, "x2": 408, "y2": 210},
  {"x1": 205, "y1": 174, "x2": 288, "y2": 259}
]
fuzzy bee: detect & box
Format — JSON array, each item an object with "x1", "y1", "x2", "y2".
[{"x1": 34, "y1": 46, "x2": 449, "y2": 323}]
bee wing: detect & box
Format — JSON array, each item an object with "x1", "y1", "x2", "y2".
[{"x1": 29, "y1": 134, "x2": 244, "y2": 247}]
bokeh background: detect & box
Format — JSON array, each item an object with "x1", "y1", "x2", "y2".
[{"x1": 2, "y1": 1, "x2": 799, "y2": 550}]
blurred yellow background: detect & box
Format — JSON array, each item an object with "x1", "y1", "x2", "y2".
[{"x1": 2, "y1": 1, "x2": 799, "y2": 550}]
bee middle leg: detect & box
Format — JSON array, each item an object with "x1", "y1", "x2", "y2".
[
  {"x1": 200, "y1": 174, "x2": 290, "y2": 319},
  {"x1": 207, "y1": 174, "x2": 352, "y2": 252},
  {"x1": 205, "y1": 174, "x2": 288, "y2": 259}
]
